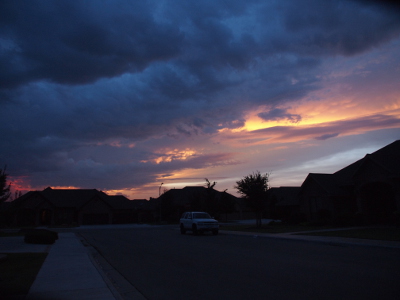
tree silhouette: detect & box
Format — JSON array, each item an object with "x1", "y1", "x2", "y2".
[
  {"x1": 235, "y1": 171, "x2": 269, "y2": 228},
  {"x1": 204, "y1": 178, "x2": 217, "y2": 216},
  {"x1": 205, "y1": 178, "x2": 216, "y2": 189},
  {"x1": 0, "y1": 166, "x2": 11, "y2": 203}
]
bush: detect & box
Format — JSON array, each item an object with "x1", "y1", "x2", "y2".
[{"x1": 24, "y1": 229, "x2": 58, "y2": 245}]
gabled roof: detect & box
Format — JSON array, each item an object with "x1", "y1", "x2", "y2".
[
  {"x1": 300, "y1": 140, "x2": 400, "y2": 196},
  {"x1": 360, "y1": 140, "x2": 400, "y2": 176},
  {"x1": 301, "y1": 173, "x2": 348, "y2": 196},
  {"x1": 269, "y1": 187, "x2": 301, "y2": 206},
  {"x1": 334, "y1": 159, "x2": 364, "y2": 184},
  {"x1": 103, "y1": 195, "x2": 140, "y2": 210},
  {"x1": 158, "y1": 186, "x2": 209, "y2": 206},
  {"x1": 156, "y1": 186, "x2": 239, "y2": 206},
  {"x1": 9, "y1": 191, "x2": 36, "y2": 205},
  {"x1": 334, "y1": 139, "x2": 400, "y2": 182},
  {"x1": 7, "y1": 191, "x2": 49, "y2": 209},
  {"x1": 41, "y1": 188, "x2": 105, "y2": 208},
  {"x1": 11, "y1": 187, "x2": 135, "y2": 210}
]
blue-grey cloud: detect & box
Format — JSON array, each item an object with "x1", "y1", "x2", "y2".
[
  {"x1": 245, "y1": 114, "x2": 400, "y2": 143},
  {"x1": 1, "y1": 0, "x2": 399, "y2": 91},
  {"x1": 0, "y1": 1, "x2": 184, "y2": 89},
  {"x1": 315, "y1": 133, "x2": 340, "y2": 141},
  {"x1": 1, "y1": 0, "x2": 400, "y2": 194},
  {"x1": 258, "y1": 108, "x2": 302, "y2": 123}
]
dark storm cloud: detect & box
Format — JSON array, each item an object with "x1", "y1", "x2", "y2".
[
  {"x1": 1, "y1": 0, "x2": 400, "y2": 193},
  {"x1": 278, "y1": 0, "x2": 400, "y2": 56},
  {"x1": 0, "y1": 0, "x2": 184, "y2": 89},
  {"x1": 2, "y1": 0, "x2": 399, "y2": 91}
]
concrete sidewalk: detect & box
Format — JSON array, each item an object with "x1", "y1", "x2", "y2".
[{"x1": 26, "y1": 232, "x2": 119, "y2": 300}]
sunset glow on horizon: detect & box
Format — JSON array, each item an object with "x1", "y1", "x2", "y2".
[{"x1": 1, "y1": 0, "x2": 400, "y2": 200}]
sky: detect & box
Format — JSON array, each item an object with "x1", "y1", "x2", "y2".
[{"x1": 1, "y1": 0, "x2": 400, "y2": 200}]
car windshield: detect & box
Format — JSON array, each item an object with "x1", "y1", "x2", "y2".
[{"x1": 193, "y1": 212, "x2": 211, "y2": 219}]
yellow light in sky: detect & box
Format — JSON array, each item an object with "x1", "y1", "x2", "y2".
[
  {"x1": 50, "y1": 186, "x2": 79, "y2": 190},
  {"x1": 230, "y1": 106, "x2": 302, "y2": 132},
  {"x1": 228, "y1": 94, "x2": 400, "y2": 134},
  {"x1": 141, "y1": 148, "x2": 198, "y2": 164},
  {"x1": 241, "y1": 117, "x2": 280, "y2": 131}
]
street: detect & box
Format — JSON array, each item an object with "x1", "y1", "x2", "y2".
[{"x1": 78, "y1": 226, "x2": 400, "y2": 300}]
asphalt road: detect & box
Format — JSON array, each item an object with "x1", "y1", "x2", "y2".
[{"x1": 79, "y1": 226, "x2": 400, "y2": 300}]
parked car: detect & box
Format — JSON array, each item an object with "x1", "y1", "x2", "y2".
[{"x1": 180, "y1": 211, "x2": 219, "y2": 235}]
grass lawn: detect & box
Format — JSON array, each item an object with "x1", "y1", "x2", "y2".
[
  {"x1": 0, "y1": 231, "x2": 25, "y2": 237},
  {"x1": 297, "y1": 227, "x2": 400, "y2": 241},
  {"x1": 220, "y1": 223, "x2": 400, "y2": 241},
  {"x1": 0, "y1": 252, "x2": 48, "y2": 298},
  {"x1": 220, "y1": 223, "x2": 337, "y2": 234}
]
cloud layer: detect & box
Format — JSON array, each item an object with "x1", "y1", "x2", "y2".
[{"x1": 1, "y1": 0, "x2": 400, "y2": 198}]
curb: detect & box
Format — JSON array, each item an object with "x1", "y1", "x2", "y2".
[
  {"x1": 219, "y1": 230, "x2": 400, "y2": 249},
  {"x1": 77, "y1": 233, "x2": 147, "y2": 300}
]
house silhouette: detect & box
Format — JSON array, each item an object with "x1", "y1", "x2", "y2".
[
  {"x1": 151, "y1": 186, "x2": 239, "y2": 222},
  {"x1": 296, "y1": 140, "x2": 400, "y2": 224},
  {"x1": 5, "y1": 140, "x2": 399, "y2": 226},
  {"x1": 9, "y1": 187, "x2": 142, "y2": 226}
]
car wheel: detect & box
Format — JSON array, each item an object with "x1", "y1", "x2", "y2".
[
  {"x1": 212, "y1": 229, "x2": 218, "y2": 235},
  {"x1": 192, "y1": 224, "x2": 198, "y2": 235},
  {"x1": 180, "y1": 224, "x2": 186, "y2": 234}
]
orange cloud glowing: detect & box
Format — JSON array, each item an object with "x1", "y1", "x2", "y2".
[
  {"x1": 8, "y1": 176, "x2": 31, "y2": 193},
  {"x1": 142, "y1": 148, "x2": 199, "y2": 164}
]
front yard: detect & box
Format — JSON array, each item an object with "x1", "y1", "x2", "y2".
[
  {"x1": 297, "y1": 227, "x2": 400, "y2": 241},
  {"x1": 220, "y1": 222, "x2": 400, "y2": 241},
  {"x1": 0, "y1": 252, "x2": 47, "y2": 298},
  {"x1": 220, "y1": 222, "x2": 338, "y2": 234}
]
